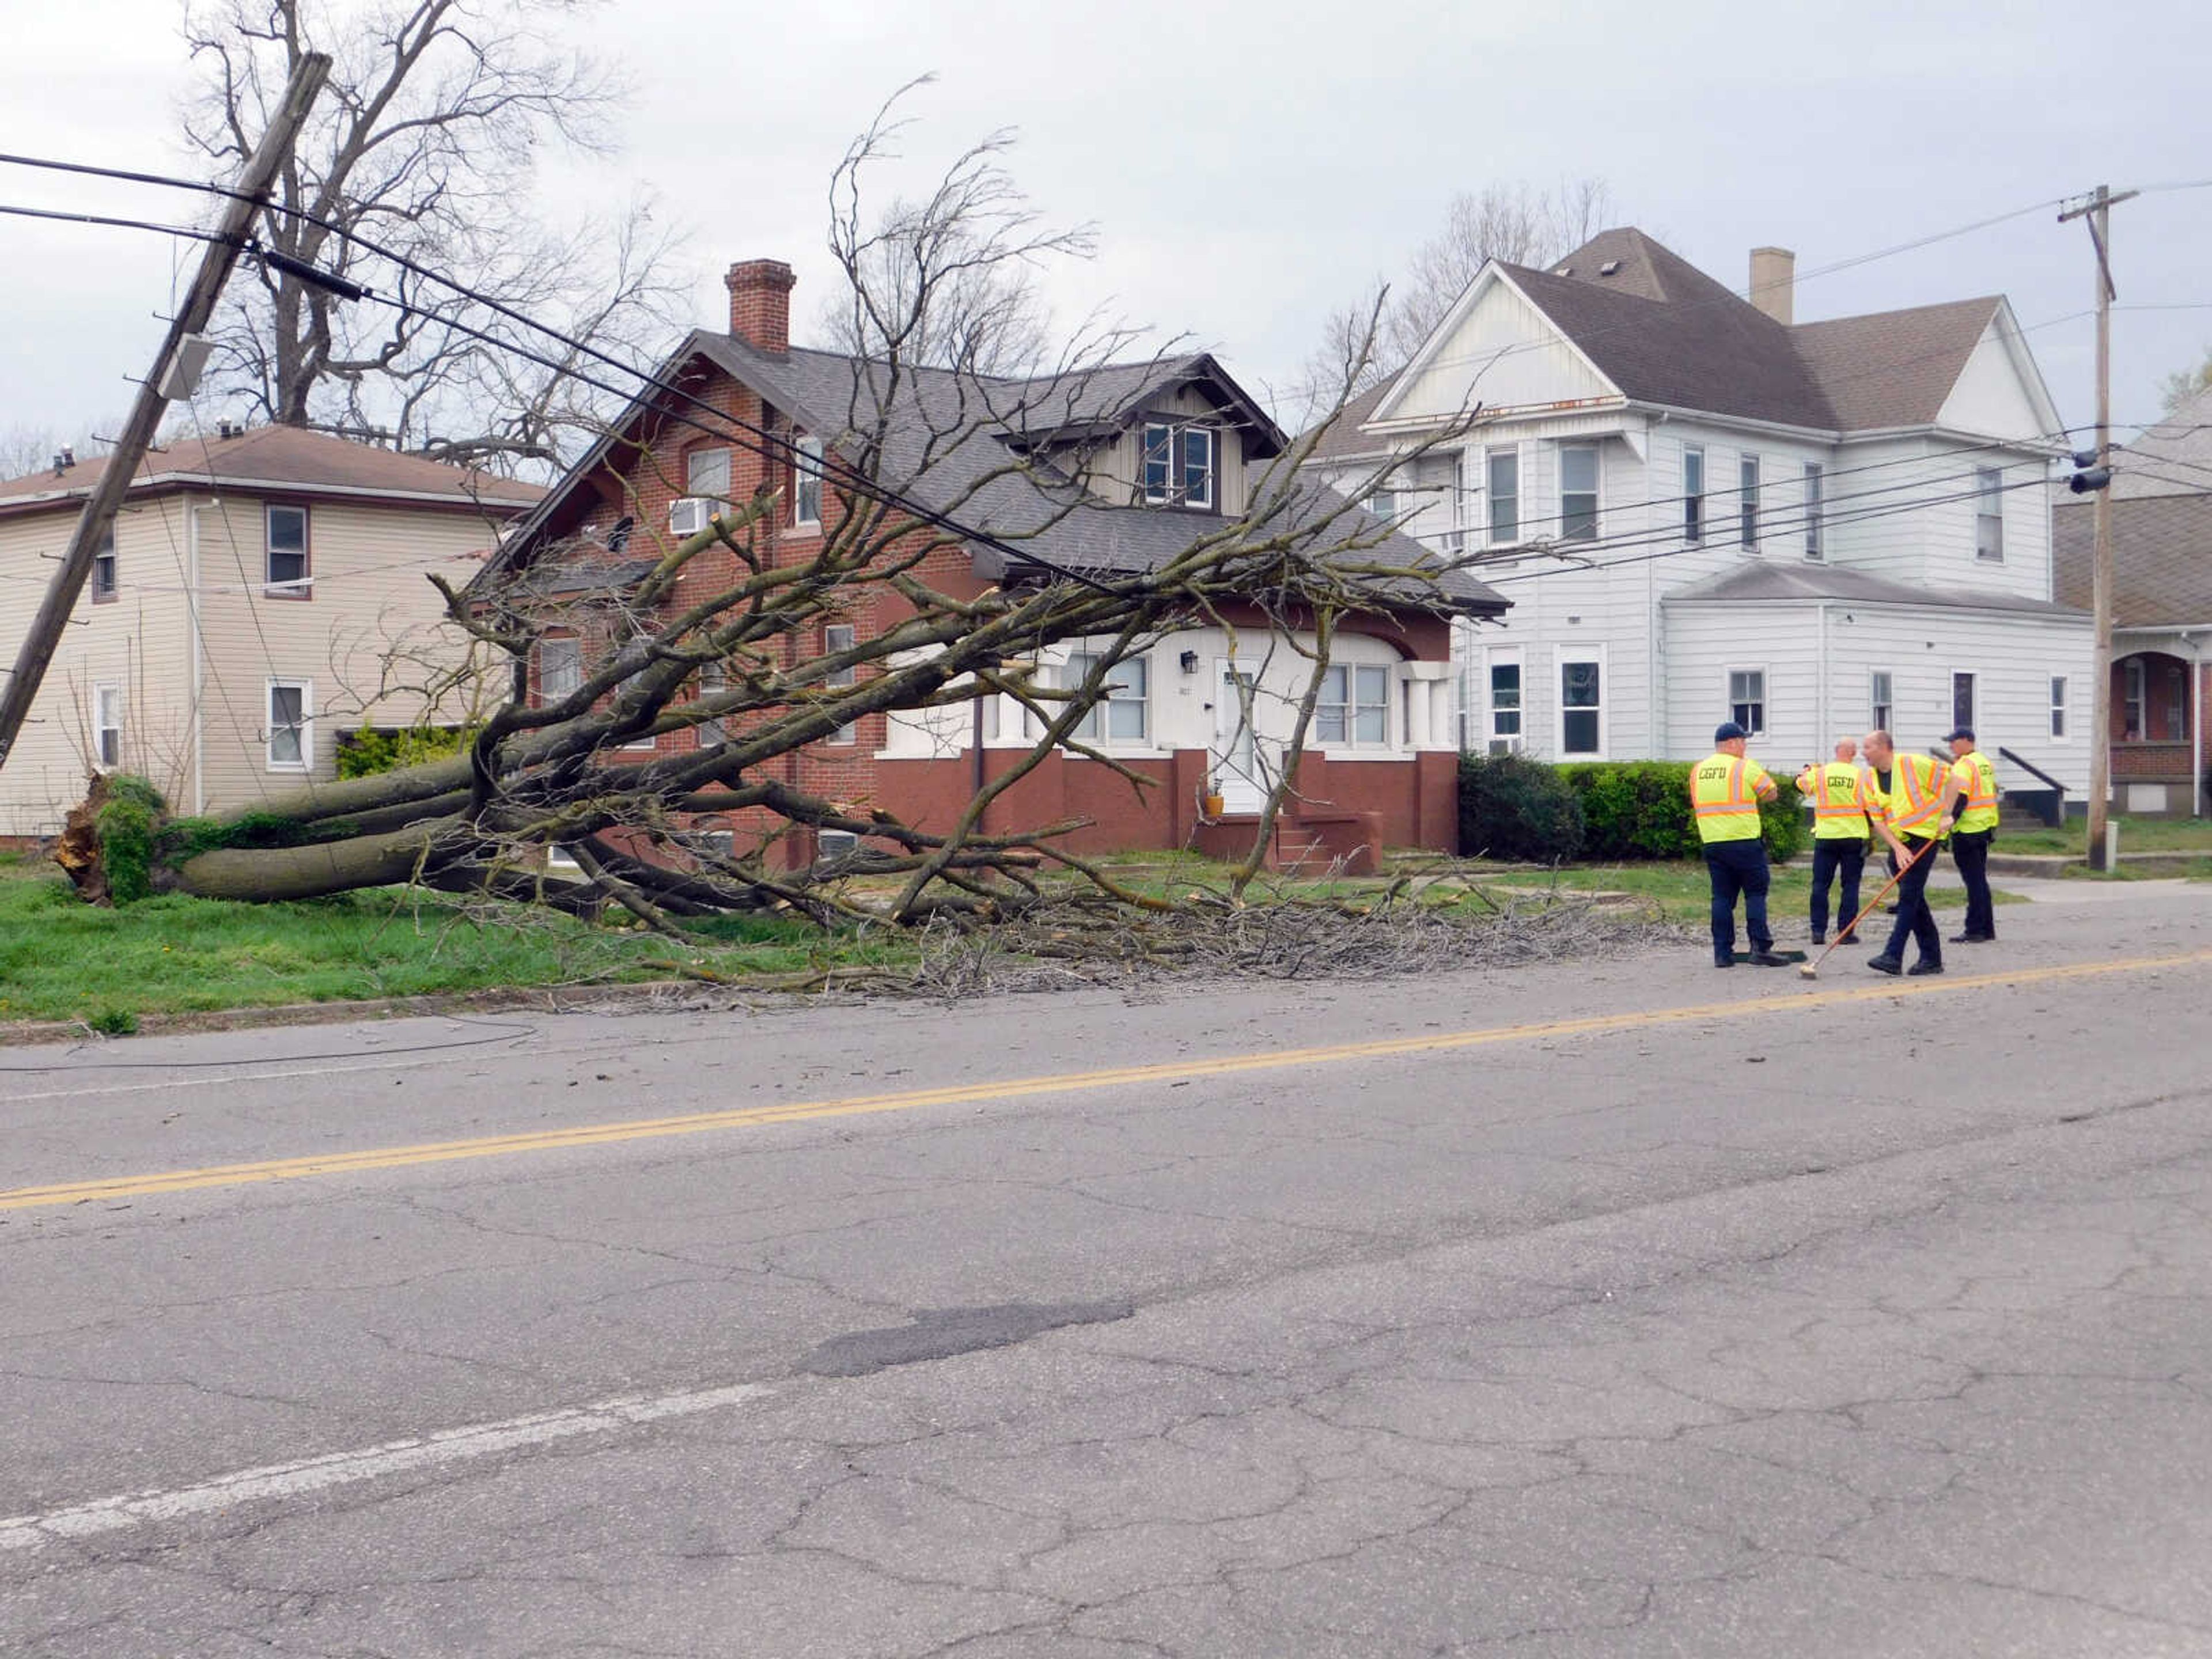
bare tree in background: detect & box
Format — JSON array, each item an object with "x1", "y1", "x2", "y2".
[
  {"x1": 1305, "y1": 178, "x2": 1617, "y2": 400},
  {"x1": 181, "y1": 0, "x2": 690, "y2": 473}
]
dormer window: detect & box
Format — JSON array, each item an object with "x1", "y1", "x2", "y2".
[{"x1": 1142, "y1": 421, "x2": 1215, "y2": 510}]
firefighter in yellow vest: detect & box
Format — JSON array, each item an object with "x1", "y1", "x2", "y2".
[
  {"x1": 1861, "y1": 729, "x2": 1948, "y2": 976},
  {"x1": 1938, "y1": 725, "x2": 1999, "y2": 944},
  {"x1": 1794, "y1": 737, "x2": 1874, "y2": 946},
  {"x1": 1692, "y1": 722, "x2": 1786, "y2": 968}
]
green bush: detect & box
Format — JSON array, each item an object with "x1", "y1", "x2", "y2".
[
  {"x1": 1557, "y1": 760, "x2": 1806, "y2": 862},
  {"x1": 1458, "y1": 752, "x2": 1585, "y2": 862},
  {"x1": 336, "y1": 724, "x2": 475, "y2": 779},
  {"x1": 94, "y1": 775, "x2": 167, "y2": 904}
]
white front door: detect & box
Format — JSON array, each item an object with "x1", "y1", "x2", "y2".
[{"x1": 1214, "y1": 661, "x2": 1267, "y2": 813}]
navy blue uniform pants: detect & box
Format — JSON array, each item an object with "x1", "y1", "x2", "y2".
[
  {"x1": 1880, "y1": 836, "x2": 1942, "y2": 967},
  {"x1": 1808, "y1": 837, "x2": 1866, "y2": 940},
  {"x1": 1703, "y1": 838, "x2": 1771, "y2": 964},
  {"x1": 1950, "y1": 828, "x2": 1996, "y2": 938}
]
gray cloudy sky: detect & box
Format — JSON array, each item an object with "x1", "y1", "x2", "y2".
[{"x1": 3, "y1": 0, "x2": 2208, "y2": 450}]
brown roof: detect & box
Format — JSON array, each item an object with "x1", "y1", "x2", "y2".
[
  {"x1": 1791, "y1": 297, "x2": 2003, "y2": 431},
  {"x1": 1300, "y1": 374, "x2": 1402, "y2": 463},
  {"x1": 0, "y1": 424, "x2": 544, "y2": 517},
  {"x1": 2113, "y1": 381, "x2": 2212, "y2": 500},
  {"x1": 2054, "y1": 493, "x2": 2212, "y2": 625}
]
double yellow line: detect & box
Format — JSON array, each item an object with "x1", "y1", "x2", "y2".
[{"x1": 5, "y1": 949, "x2": 2204, "y2": 1213}]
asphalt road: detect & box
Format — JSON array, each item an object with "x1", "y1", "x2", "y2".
[{"x1": 4, "y1": 881, "x2": 2212, "y2": 1657}]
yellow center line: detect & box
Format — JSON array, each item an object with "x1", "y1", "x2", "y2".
[{"x1": 5, "y1": 949, "x2": 2206, "y2": 1212}]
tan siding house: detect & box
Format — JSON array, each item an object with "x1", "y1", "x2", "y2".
[{"x1": 0, "y1": 427, "x2": 540, "y2": 837}]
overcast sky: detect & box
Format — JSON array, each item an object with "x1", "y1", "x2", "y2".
[{"x1": 3, "y1": 0, "x2": 2207, "y2": 454}]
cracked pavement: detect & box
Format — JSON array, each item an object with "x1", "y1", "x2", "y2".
[{"x1": 2, "y1": 884, "x2": 2211, "y2": 1654}]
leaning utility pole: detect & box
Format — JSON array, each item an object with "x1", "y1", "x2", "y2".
[
  {"x1": 0, "y1": 53, "x2": 329, "y2": 777},
  {"x1": 2058, "y1": 183, "x2": 2137, "y2": 870}
]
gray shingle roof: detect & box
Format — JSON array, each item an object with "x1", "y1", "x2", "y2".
[
  {"x1": 2053, "y1": 493, "x2": 2212, "y2": 624},
  {"x1": 1661, "y1": 558, "x2": 2085, "y2": 617},
  {"x1": 2112, "y1": 382, "x2": 2212, "y2": 500}
]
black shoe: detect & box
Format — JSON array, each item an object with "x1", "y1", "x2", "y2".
[
  {"x1": 1907, "y1": 960, "x2": 1945, "y2": 976},
  {"x1": 1949, "y1": 932, "x2": 1994, "y2": 944},
  {"x1": 1748, "y1": 949, "x2": 1791, "y2": 967},
  {"x1": 1866, "y1": 955, "x2": 1903, "y2": 975},
  {"x1": 1837, "y1": 931, "x2": 1861, "y2": 945},
  {"x1": 1811, "y1": 933, "x2": 1827, "y2": 946},
  {"x1": 1714, "y1": 956, "x2": 1736, "y2": 968}
]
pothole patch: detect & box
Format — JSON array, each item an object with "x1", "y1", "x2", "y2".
[{"x1": 800, "y1": 1300, "x2": 1134, "y2": 1377}]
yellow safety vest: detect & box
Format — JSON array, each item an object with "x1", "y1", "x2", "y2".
[
  {"x1": 1691, "y1": 752, "x2": 1770, "y2": 844},
  {"x1": 1797, "y1": 761, "x2": 1872, "y2": 840},
  {"x1": 1950, "y1": 750, "x2": 1999, "y2": 834},
  {"x1": 1882, "y1": 752, "x2": 1950, "y2": 839}
]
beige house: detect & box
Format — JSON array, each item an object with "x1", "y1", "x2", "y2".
[{"x1": 0, "y1": 426, "x2": 540, "y2": 838}]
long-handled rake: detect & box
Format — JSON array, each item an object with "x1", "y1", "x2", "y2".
[{"x1": 1799, "y1": 837, "x2": 1938, "y2": 980}]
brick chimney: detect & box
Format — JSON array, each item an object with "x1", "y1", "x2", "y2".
[
  {"x1": 724, "y1": 259, "x2": 796, "y2": 352},
  {"x1": 1749, "y1": 246, "x2": 1794, "y2": 325}
]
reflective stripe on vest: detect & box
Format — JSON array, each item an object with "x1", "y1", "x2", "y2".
[
  {"x1": 1812, "y1": 762, "x2": 1870, "y2": 836},
  {"x1": 1954, "y1": 751, "x2": 1999, "y2": 832},
  {"x1": 1692, "y1": 753, "x2": 1762, "y2": 842},
  {"x1": 1888, "y1": 752, "x2": 1949, "y2": 836}
]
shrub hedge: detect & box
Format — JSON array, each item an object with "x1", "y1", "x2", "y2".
[
  {"x1": 336, "y1": 724, "x2": 476, "y2": 779},
  {"x1": 1459, "y1": 755, "x2": 1807, "y2": 864}
]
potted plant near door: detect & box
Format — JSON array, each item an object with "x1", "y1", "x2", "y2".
[{"x1": 1201, "y1": 775, "x2": 1225, "y2": 818}]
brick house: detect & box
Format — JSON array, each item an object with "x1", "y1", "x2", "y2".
[
  {"x1": 2053, "y1": 387, "x2": 2212, "y2": 814},
  {"x1": 489, "y1": 259, "x2": 1506, "y2": 869},
  {"x1": 0, "y1": 426, "x2": 540, "y2": 839}
]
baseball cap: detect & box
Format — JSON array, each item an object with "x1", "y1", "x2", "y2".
[
  {"x1": 1944, "y1": 725, "x2": 1975, "y2": 743},
  {"x1": 1714, "y1": 721, "x2": 1749, "y2": 744}
]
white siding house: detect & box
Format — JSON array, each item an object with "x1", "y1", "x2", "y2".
[{"x1": 1306, "y1": 229, "x2": 2092, "y2": 801}]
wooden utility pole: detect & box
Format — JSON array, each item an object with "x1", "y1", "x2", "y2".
[
  {"x1": 0, "y1": 53, "x2": 329, "y2": 777},
  {"x1": 2059, "y1": 183, "x2": 2137, "y2": 870}
]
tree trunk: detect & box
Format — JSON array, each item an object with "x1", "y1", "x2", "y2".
[{"x1": 175, "y1": 817, "x2": 464, "y2": 902}]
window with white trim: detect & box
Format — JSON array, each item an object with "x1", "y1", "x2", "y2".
[
  {"x1": 824, "y1": 622, "x2": 857, "y2": 744},
  {"x1": 1559, "y1": 657, "x2": 1603, "y2": 756},
  {"x1": 1952, "y1": 671, "x2": 1976, "y2": 734},
  {"x1": 1559, "y1": 443, "x2": 1598, "y2": 541},
  {"x1": 794, "y1": 435, "x2": 824, "y2": 528},
  {"x1": 1317, "y1": 664, "x2": 1390, "y2": 745},
  {"x1": 1141, "y1": 422, "x2": 1215, "y2": 509},
  {"x1": 92, "y1": 527, "x2": 118, "y2": 601},
  {"x1": 688, "y1": 447, "x2": 732, "y2": 515},
  {"x1": 1975, "y1": 467, "x2": 2003, "y2": 560},
  {"x1": 1728, "y1": 668, "x2": 1766, "y2": 736},
  {"x1": 1738, "y1": 454, "x2": 1760, "y2": 547},
  {"x1": 1368, "y1": 483, "x2": 1400, "y2": 523},
  {"x1": 93, "y1": 683, "x2": 122, "y2": 768},
  {"x1": 2050, "y1": 675, "x2": 2067, "y2": 739},
  {"x1": 1487, "y1": 446, "x2": 1519, "y2": 543},
  {"x1": 1871, "y1": 669, "x2": 1893, "y2": 732},
  {"x1": 1804, "y1": 462, "x2": 1824, "y2": 559},
  {"x1": 1681, "y1": 445, "x2": 1705, "y2": 543},
  {"x1": 265, "y1": 503, "x2": 309, "y2": 596},
  {"x1": 1487, "y1": 652, "x2": 1522, "y2": 751},
  {"x1": 267, "y1": 680, "x2": 312, "y2": 771},
  {"x1": 1065, "y1": 650, "x2": 1150, "y2": 743},
  {"x1": 538, "y1": 636, "x2": 582, "y2": 704}
]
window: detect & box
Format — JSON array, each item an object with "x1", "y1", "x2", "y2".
[
  {"x1": 93, "y1": 683, "x2": 122, "y2": 768},
  {"x1": 1975, "y1": 467, "x2": 2003, "y2": 560},
  {"x1": 1489, "y1": 658, "x2": 1522, "y2": 743},
  {"x1": 1952, "y1": 671, "x2": 1976, "y2": 735},
  {"x1": 1066, "y1": 650, "x2": 1150, "y2": 743},
  {"x1": 92, "y1": 528, "x2": 117, "y2": 601},
  {"x1": 1728, "y1": 669, "x2": 1766, "y2": 736},
  {"x1": 698, "y1": 660, "x2": 728, "y2": 747},
  {"x1": 2123, "y1": 658, "x2": 2145, "y2": 737},
  {"x1": 1871, "y1": 670, "x2": 1893, "y2": 732},
  {"x1": 824, "y1": 622, "x2": 857, "y2": 744},
  {"x1": 688, "y1": 447, "x2": 732, "y2": 514},
  {"x1": 1141, "y1": 422, "x2": 1214, "y2": 509},
  {"x1": 1804, "y1": 463, "x2": 1824, "y2": 559},
  {"x1": 2050, "y1": 675, "x2": 2067, "y2": 739},
  {"x1": 267, "y1": 680, "x2": 311, "y2": 770},
  {"x1": 265, "y1": 503, "x2": 309, "y2": 596},
  {"x1": 1316, "y1": 663, "x2": 1390, "y2": 745},
  {"x1": 539, "y1": 636, "x2": 582, "y2": 703},
  {"x1": 793, "y1": 436, "x2": 824, "y2": 528},
  {"x1": 1369, "y1": 486, "x2": 1400, "y2": 522},
  {"x1": 2168, "y1": 660, "x2": 2191, "y2": 738},
  {"x1": 1682, "y1": 445, "x2": 1705, "y2": 543},
  {"x1": 1559, "y1": 658, "x2": 1602, "y2": 756},
  {"x1": 1560, "y1": 443, "x2": 1598, "y2": 541},
  {"x1": 1738, "y1": 454, "x2": 1760, "y2": 547},
  {"x1": 1487, "y1": 446, "x2": 1520, "y2": 543},
  {"x1": 1442, "y1": 452, "x2": 1467, "y2": 553}
]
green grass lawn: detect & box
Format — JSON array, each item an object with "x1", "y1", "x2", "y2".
[
  {"x1": 1998, "y1": 816, "x2": 2212, "y2": 857},
  {"x1": 1474, "y1": 859, "x2": 2012, "y2": 925},
  {"x1": 0, "y1": 869, "x2": 904, "y2": 1028}
]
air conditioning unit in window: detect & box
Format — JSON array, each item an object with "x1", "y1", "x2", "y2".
[
  {"x1": 1488, "y1": 737, "x2": 1524, "y2": 757},
  {"x1": 817, "y1": 829, "x2": 861, "y2": 862},
  {"x1": 668, "y1": 497, "x2": 711, "y2": 536}
]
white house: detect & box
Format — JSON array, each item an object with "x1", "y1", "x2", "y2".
[{"x1": 1305, "y1": 229, "x2": 2093, "y2": 800}]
